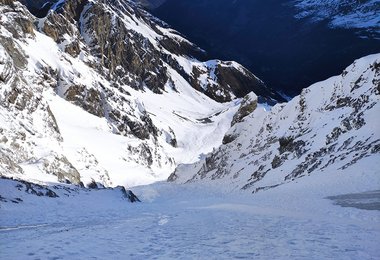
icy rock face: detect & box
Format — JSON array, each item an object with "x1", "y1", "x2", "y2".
[{"x1": 170, "y1": 54, "x2": 380, "y2": 192}]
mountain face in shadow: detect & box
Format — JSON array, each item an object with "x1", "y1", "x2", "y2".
[{"x1": 153, "y1": 0, "x2": 380, "y2": 96}]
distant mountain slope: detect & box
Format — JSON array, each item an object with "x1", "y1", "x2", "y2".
[
  {"x1": 170, "y1": 54, "x2": 380, "y2": 193},
  {"x1": 293, "y1": 0, "x2": 380, "y2": 35},
  {"x1": 134, "y1": 0, "x2": 167, "y2": 9},
  {"x1": 153, "y1": 0, "x2": 380, "y2": 96}
]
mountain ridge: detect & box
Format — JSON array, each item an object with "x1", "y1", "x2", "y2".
[{"x1": 170, "y1": 53, "x2": 380, "y2": 193}]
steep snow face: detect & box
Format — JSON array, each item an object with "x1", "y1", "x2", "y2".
[
  {"x1": 0, "y1": 0, "x2": 252, "y2": 187},
  {"x1": 293, "y1": 0, "x2": 380, "y2": 37},
  {"x1": 171, "y1": 54, "x2": 380, "y2": 193}
]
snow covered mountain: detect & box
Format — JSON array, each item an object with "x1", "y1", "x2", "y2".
[
  {"x1": 1, "y1": 0, "x2": 379, "y2": 194},
  {"x1": 1, "y1": 1, "x2": 379, "y2": 258},
  {"x1": 170, "y1": 54, "x2": 380, "y2": 193},
  {"x1": 293, "y1": 0, "x2": 380, "y2": 37},
  {"x1": 0, "y1": 0, "x2": 279, "y2": 188}
]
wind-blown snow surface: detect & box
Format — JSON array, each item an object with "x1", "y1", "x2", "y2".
[{"x1": 1, "y1": 171, "x2": 379, "y2": 259}]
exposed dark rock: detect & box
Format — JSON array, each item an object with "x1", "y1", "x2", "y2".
[
  {"x1": 125, "y1": 116, "x2": 157, "y2": 140},
  {"x1": 80, "y1": 1, "x2": 169, "y2": 92},
  {"x1": 42, "y1": 11, "x2": 77, "y2": 42},
  {"x1": 167, "y1": 170, "x2": 177, "y2": 182},
  {"x1": 278, "y1": 136, "x2": 305, "y2": 156},
  {"x1": 45, "y1": 189, "x2": 59, "y2": 198},
  {"x1": 0, "y1": 152, "x2": 24, "y2": 175},
  {"x1": 0, "y1": 36, "x2": 28, "y2": 70},
  {"x1": 127, "y1": 143, "x2": 154, "y2": 166},
  {"x1": 116, "y1": 186, "x2": 141, "y2": 202},
  {"x1": 222, "y1": 134, "x2": 237, "y2": 145},
  {"x1": 231, "y1": 92, "x2": 257, "y2": 126},
  {"x1": 372, "y1": 144, "x2": 380, "y2": 154},
  {"x1": 214, "y1": 64, "x2": 277, "y2": 101},
  {"x1": 0, "y1": 0, "x2": 15, "y2": 6},
  {"x1": 65, "y1": 85, "x2": 105, "y2": 117},
  {"x1": 278, "y1": 136, "x2": 294, "y2": 154},
  {"x1": 159, "y1": 35, "x2": 206, "y2": 60},
  {"x1": 0, "y1": 2, "x2": 35, "y2": 38},
  {"x1": 271, "y1": 155, "x2": 282, "y2": 169},
  {"x1": 0, "y1": 176, "x2": 59, "y2": 198},
  {"x1": 43, "y1": 155, "x2": 81, "y2": 185},
  {"x1": 87, "y1": 180, "x2": 98, "y2": 189},
  {"x1": 242, "y1": 165, "x2": 270, "y2": 190}
]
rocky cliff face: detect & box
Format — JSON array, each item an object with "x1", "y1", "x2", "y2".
[
  {"x1": 170, "y1": 54, "x2": 380, "y2": 192},
  {"x1": 0, "y1": 0, "x2": 276, "y2": 187},
  {"x1": 42, "y1": 0, "x2": 278, "y2": 103},
  {"x1": 0, "y1": 2, "x2": 82, "y2": 185}
]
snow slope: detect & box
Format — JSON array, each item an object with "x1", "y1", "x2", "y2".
[
  {"x1": 1, "y1": 173, "x2": 379, "y2": 259},
  {"x1": 171, "y1": 54, "x2": 380, "y2": 193}
]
